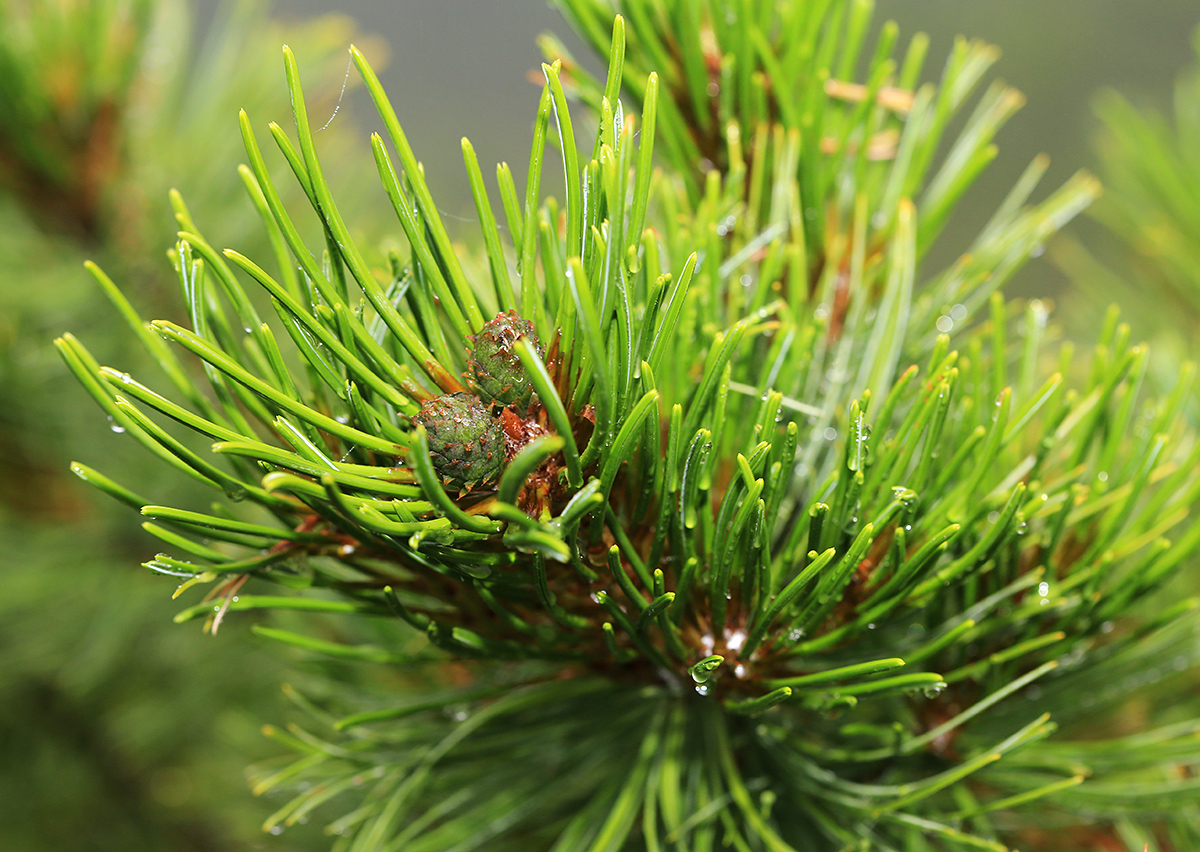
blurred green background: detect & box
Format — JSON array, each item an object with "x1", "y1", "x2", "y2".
[{"x1": 1, "y1": 0, "x2": 1197, "y2": 849}]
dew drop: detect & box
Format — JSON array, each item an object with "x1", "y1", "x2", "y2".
[
  {"x1": 1038, "y1": 582, "x2": 1050, "y2": 597},
  {"x1": 1061, "y1": 647, "x2": 1085, "y2": 667},
  {"x1": 269, "y1": 826, "x2": 284, "y2": 835},
  {"x1": 935, "y1": 315, "x2": 953, "y2": 333},
  {"x1": 823, "y1": 427, "x2": 837, "y2": 441},
  {"x1": 695, "y1": 683, "x2": 711, "y2": 696},
  {"x1": 950, "y1": 304, "x2": 968, "y2": 322}
]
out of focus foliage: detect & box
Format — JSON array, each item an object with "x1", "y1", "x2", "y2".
[
  {"x1": 0, "y1": 1, "x2": 381, "y2": 849},
  {"x1": 1056, "y1": 25, "x2": 1200, "y2": 384}
]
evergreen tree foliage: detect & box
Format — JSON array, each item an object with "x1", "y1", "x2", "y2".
[{"x1": 60, "y1": 1, "x2": 1200, "y2": 849}]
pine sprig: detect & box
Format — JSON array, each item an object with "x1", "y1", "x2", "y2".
[{"x1": 59, "y1": 2, "x2": 1200, "y2": 850}]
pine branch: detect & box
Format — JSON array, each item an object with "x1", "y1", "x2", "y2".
[{"x1": 58, "y1": 2, "x2": 1200, "y2": 850}]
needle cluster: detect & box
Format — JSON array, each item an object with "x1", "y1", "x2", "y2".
[{"x1": 59, "y1": 2, "x2": 1200, "y2": 850}]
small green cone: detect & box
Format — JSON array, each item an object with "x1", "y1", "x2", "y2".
[
  {"x1": 413, "y1": 393, "x2": 505, "y2": 493},
  {"x1": 467, "y1": 311, "x2": 540, "y2": 407}
]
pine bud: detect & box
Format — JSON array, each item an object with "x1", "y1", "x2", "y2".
[
  {"x1": 467, "y1": 311, "x2": 540, "y2": 407},
  {"x1": 413, "y1": 393, "x2": 504, "y2": 492}
]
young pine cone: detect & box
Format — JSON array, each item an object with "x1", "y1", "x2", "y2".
[
  {"x1": 413, "y1": 393, "x2": 504, "y2": 493},
  {"x1": 467, "y1": 311, "x2": 539, "y2": 408}
]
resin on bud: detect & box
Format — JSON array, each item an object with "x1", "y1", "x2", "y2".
[
  {"x1": 412, "y1": 392, "x2": 504, "y2": 493},
  {"x1": 467, "y1": 310, "x2": 540, "y2": 408}
]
